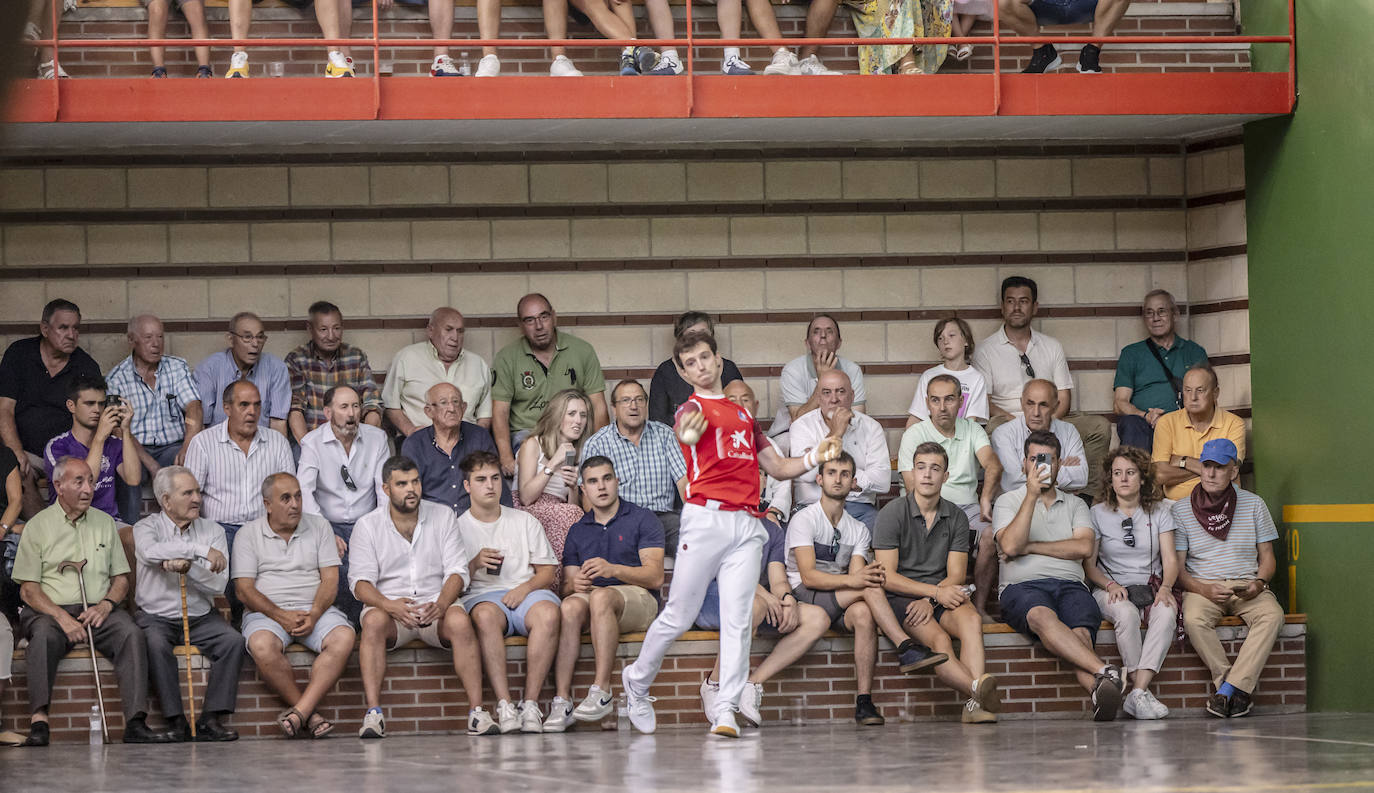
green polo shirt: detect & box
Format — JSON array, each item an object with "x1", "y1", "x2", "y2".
[
  {"x1": 897, "y1": 418, "x2": 990, "y2": 505},
  {"x1": 872, "y1": 496, "x2": 969, "y2": 585},
  {"x1": 491, "y1": 331, "x2": 605, "y2": 432},
  {"x1": 11, "y1": 503, "x2": 128, "y2": 607},
  {"x1": 1113, "y1": 336, "x2": 1209, "y2": 413}
]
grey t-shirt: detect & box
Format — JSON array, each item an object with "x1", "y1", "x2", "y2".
[
  {"x1": 992, "y1": 488, "x2": 1092, "y2": 593},
  {"x1": 872, "y1": 496, "x2": 970, "y2": 585},
  {"x1": 1089, "y1": 502, "x2": 1174, "y2": 587},
  {"x1": 231, "y1": 513, "x2": 340, "y2": 611}
]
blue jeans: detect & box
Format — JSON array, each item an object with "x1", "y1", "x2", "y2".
[
  {"x1": 843, "y1": 501, "x2": 879, "y2": 531},
  {"x1": 1115, "y1": 415, "x2": 1154, "y2": 452},
  {"x1": 329, "y1": 520, "x2": 362, "y2": 626},
  {"x1": 1030, "y1": 0, "x2": 1099, "y2": 26}
]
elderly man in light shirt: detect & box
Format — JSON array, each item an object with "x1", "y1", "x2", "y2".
[
  {"x1": 350, "y1": 455, "x2": 496, "y2": 739},
  {"x1": 771, "y1": 369, "x2": 889, "y2": 529},
  {"x1": 132, "y1": 466, "x2": 243, "y2": 742},
  {"x1": 298, "y1": 385, "x2": 390, "y2": 625},
  {"x1": 383, "y1": 307, "x2": 493, "y2": 437},
  {"x1": 990, "y1": 379, "x2": 1088, "y2": 496}
]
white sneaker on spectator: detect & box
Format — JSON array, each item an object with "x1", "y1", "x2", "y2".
[
  {"x1": 798, "y1": 54, "x2": 841, "y2": 75},
  {"x1": 550, "y1": 55, "x2": 583, "y2": 77},
  {"x1": 1125, "y1": 689, "x2": 1169, "y2": 720},
  {"x1": 699, "y1": 676, "x2": 720, "y2": 721},
  {"x1": 476, "y1": 54, "x2": 501, "y2": 77},
  {"x1": 358, "y1": 707, "x2": 385, "y2": 738},
  {"x1": 225, "y1": 51, "x2": 249, "y2": 79},
  {"x1": 518, "y1": 700, "x2": 543, "y2": 733},
  {"x1": 739, "y1": 682, "x2": 764, "y2": 727},
  {"x1": 37, "y1": 60, "x2": 70, "y2": 79},
  {"x1": 495, "y1": 699, "x2": 520, "y2": 733},
  {"x1": 623, "y1": 666, "x2": 657, "y2": 734},
  {"x1": 648, "y1": 54, "x2": 684, "y2": 75},
  {"x1": 710, "y1": 709, "x2": 740, "y2": 738},
  {"x1": 574, "y1": 685, "x2": 615, "y2": 722},
  {"x1": 467, "y1": 707, "x2": 500, "y2": 736},
  {"x1": 543, "y1": 697, "x2": 575, "y2": 732},
  {"x1": 763, "y1": 49, "x2": 800, "y2": 75},
  {"x1": 721, "y1": 55, "x2": 754, "y2": 75},
  {"x1": 431, "y1": 54, "x2": 461, "y2": 77}
]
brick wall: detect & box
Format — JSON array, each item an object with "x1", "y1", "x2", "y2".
[{"x1": 0, "y1": 621, "x2": 1306, "y2": 740}]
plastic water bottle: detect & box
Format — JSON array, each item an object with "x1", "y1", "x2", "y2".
[
  {"x1": 458, "y1": 52, "x2": 472, "y2": 77},
  {"x1": 616, "y1": 693, "x2": 629, "y2": 732},
  {"x1": 88, "y1": 705, "x2": 102, "y2": 745},
  {"x1": 960, "y1": 584, "x2": 977, "y2": 596}
]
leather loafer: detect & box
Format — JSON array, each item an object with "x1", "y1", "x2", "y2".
[
  {"x1": 21, "y1": 722, "x2": 50, "y2": 747},
  {"x1": 196, "y1": 716, "x2": 239, "y2": 742},
  {"x1": 123, "y1": 719, "x2": 174, "y2": 744}
]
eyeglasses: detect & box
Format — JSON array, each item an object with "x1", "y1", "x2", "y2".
[
  {"x1": 1121, "y1": 517, "x2": 1136, "y2": 548},
  {"x1": 1019, "y1": 353, "x2": 1036, "y2": 379},
  {"x1": 340, "y1": 465, "x2": 358, "y2": 492},
  {"x1": 520, "y1": 311, "x2": 553, "y2": 326},
  {"x1": 233, "y1": 332, "x2": 268, "y2": 343},
  {"x1": 615, "y1": 396, "x2": 647, "y2": 406}
]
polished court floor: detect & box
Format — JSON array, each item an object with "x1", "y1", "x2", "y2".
[{"x1": 3, "y1": 714, "x2": 1372, "y2": 793}]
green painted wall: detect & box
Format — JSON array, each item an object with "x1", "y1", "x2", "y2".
[{"x1": 1242, "y1": 1, "x2": 1374, "y2": 711}]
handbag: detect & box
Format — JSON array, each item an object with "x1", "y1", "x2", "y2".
[
  {"x1": 1125, "y1": 584, "x2": 1155, "y2": 609},
  {"x1": 1146, "y1": 341, "x2": 1185, "y2": 410}
]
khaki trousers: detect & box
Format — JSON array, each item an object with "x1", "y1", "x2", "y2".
[{"x1": 1182, "y1": 582, "x2": 1284, "y2": 694}]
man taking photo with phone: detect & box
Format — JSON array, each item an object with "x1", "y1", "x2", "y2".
[{"x1": 44, "y1": 375, "x2": 141, "y2": 527}]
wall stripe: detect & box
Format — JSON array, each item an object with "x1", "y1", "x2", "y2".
[{"x1": 1282, "y1": 504, "x2": 1374, "y2": 524}]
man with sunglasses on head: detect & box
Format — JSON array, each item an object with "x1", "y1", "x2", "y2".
[
  {"x1": 195, "y1": 312, "x2": 291, "y2": 438},
  {"x1": 974, "y1": 276, "x2": 1110, "y2": 499},
  {"x1": 990, "y1": 380, "x2": 1089, "y2": 497},
  {"x1": 297, "y1": 386, "x2": 390, "y2": 626}
]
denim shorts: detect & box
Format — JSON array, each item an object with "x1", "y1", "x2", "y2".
[
  {"x1": 461, "y1": 589, "x2": 561, "y2": 637},
  {"x1": 1030, "y1": 0, "x2": 1099, "y2": 26},
  {"x1": 999, "y1": 579, "x2": 1101, "y2": 643}
]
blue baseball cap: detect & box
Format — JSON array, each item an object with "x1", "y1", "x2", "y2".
[{"x1": 1199, "y1": 438, "x2": 1239, "y2": 465}]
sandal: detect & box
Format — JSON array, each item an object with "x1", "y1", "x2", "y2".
[
  {"x1": 306, "y1": 713, "x2": 335, "y2": 739},
  {"x1": 278, "y1": 708, "x2": 305, "y2": 739},
  {"x1": 898, "y1": 61, "x2": 921, "y2": 75},
  {"x1": 955, "y1": 43, "x2": 973, "y2": 61}
]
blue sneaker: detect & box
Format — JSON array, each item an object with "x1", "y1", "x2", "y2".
[
  {"x1": 648, "y1": 55, "x2": 683, "y2": 75},
  {"x1": 619, "y1": 51, "x2": 639, "y2": 76},
  {"x1": 897, "y1": 642, "x2": 948, "y2": 673},
  {"x1": 722, "y1": 55, "x2": 753, "y2": 75},
  {"x1": 151, "y1": 66, "x2": 168, "y2": 78},
  {"x1": 633, "y1": 45, "x2": 658, "y2": 73}
]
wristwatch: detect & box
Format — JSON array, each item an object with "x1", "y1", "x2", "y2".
[
  {"x1": 101, "y1": 598, "x2": 118, "y2": 611},
  {"x1": 542, "y1": 465, "x2": 555, "y2": 476},
  {"x1": 1177, "y1": 456, "x2": 1188, "y2": 468},
  {"x1": 0, "y1": 522, "x2": 10, "y2": 538}
]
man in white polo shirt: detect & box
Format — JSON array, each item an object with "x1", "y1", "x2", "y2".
[{"x1": 350, "y1": 455, "x2": 497, "y2": 739}]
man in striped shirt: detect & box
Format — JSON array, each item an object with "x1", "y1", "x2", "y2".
[
  {"x1": 285, "y1": 301, "x2": 384, "y2": 445},
  {"x1": 1173, "y1": 438, "x2": 1283, "y2": 720}
]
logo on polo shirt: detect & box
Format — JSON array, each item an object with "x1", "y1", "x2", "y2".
[{"x1": 521, "y1": 371, "x2": 536, "y2": 390}]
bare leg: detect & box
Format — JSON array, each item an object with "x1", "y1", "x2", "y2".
[
  {"x1": 478, "y1": 0, "x2": 502, "y2": 57},
  {"x1": 998, "y1": 0, "x2": 1038, "y2": 36},
  {"x1": 643, "y1": 0, "x2": 675, "y2": 45},
  {"x1": 338, "y1": 0, "x2": 355, "y2": 61},
  {"x1": 228, "y1": 0, "x2": 252, "y2": 55},
  {"x1": 429, "y1": 0, "x2": 454, "y2": 59},
  {"x1": 554, "y1": 597, "x2": 590, "y2": 700},
  {"x1": 359, "y1": 610, "x2": 395, "y2": 709},
  {"x1": 248, "y1": 633, "x2": 304, "y2": 706},
  {"x1": 748, "y1": 603, "x2": 828, "y2": 684},
  {"x1": 797, "y1": 0, "x2": 839, "y2": 59},
  {"x1": 471, "y1": 603, "x2": 512, "y2": 703},
  {"x1": 837, "y1": 587, "x2": 912, "y2": 649},
  {"x1": 542, "y1": 0, "x2": 566, "y2": 58},
  {"x1": 569, "y1": 0, "x2": 634, "y2": 42},
  {"x1": 521, "y1": 601, "x2": 561, "y2": 702},
  {"x1": 1091, "y1": 0, "x2": 1130, "y2": 40},
  {"x1": 942, "y1": 603, "x2": 986, "y2": 678},
  {"x1": 743, "y1": 0, "x2": 786, "y2": 53},
  {"x1": 292, "y1": 627, "x2": 353, "y2": 719},
  {"x1": 1134, "y1": 668, "x2": 1157, "y2": 691},
  {"x1": 587, "y1": 588, "x2": 625, "y2": 691},
  {"x1": 716, "y1": 0, "x2": 741, "y2": 39},
  {"x1": 147, "y1": 0, "x2": 169, "y2": 69},
  {"x1": 909, "y1": 617, "x2": 976, "y2": 697},
  {"x1": 440, "y1": 607, "x2": 486, "y2": 710},
  {"x1": 183, "y1": 0, "x2": 212, "y2": 67},
  {"x1": 1027, "y1": 607, "x2": 1106, "y2": 692},
  {"x1": 842, "y1": 603, "x2": 877, "y2": 696},
  {"x1": 610, "y1": 0, "x2": 636, "y2": 38}
]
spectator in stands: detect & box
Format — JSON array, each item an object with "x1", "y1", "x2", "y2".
[
  {"x1": 473, "y1": 0, "x2": 591, "y2": 76},
  {"x1": 183, "y1": 381, "x2": 295, "y2": 623},
  {"x1": 383, "y1": 307, "x2": 493, "y2": 438},
  {"x1": 649, "y1": 311, "x2": 744, "y2": 426},
  {"x1": 492, "y1": 294, "x2": 608, "y2": 475},
  {"x1": 990, "y1": 379, "x2": 1088, "y2": 495},
  {"x1": 0, "y1": 298, "x2": 102, "y2": 517},
  {"x1": 286, "y1": 301, "x2": 383, "y2": 445},
  {"x1": 897, "y1": 374, "x2": 1002, "y2": 617},
  {"x1": 458, "y1": 451, "x2": 562, "y2": 734},
  {"x1": 1152, "y1": 363, "x2": 1246, "y2": 502},
  {"x1": 234, "y1": 472, "x2": 354, "y2": 738},
  {"x1": 106, "y1": 314, "x2": 204, "y2": 523},
  {"x1": 875, "y1": 442, "x2": 1001, "y2": 724},
  {"x1": 402, "y1": 383, "x2": 511, "y2": 516},
  {"x1": 381, "y1": 0, "x2": 469, "y2": 76},
  {"x1": 196, "y1": 312, "x2": 291, "y2": 437},
  {"x1": 44, "y1": 375, "x2": 141, "y2": 525},
  {"x1": 771, "y1": 370, "x2": 889, "y2": 529},
  {"x1": 850, "y1": 0, "x2": 952, "y2": 74},
  {"x1": 906, "y1": 317, "x2": 989, "y2": 426},
  {"x1": 298, "y1": 385, "x2": 390, "y2": 625},
  {"x1": 1084, "y1": 446, "x2": 1177, "y2": 721},
  {"x1": 789, "y1": 454, "x2": 942, "y2": 717},
  {"x1": 1173, "y1": 438, "x2": 1283, "y2": 720},
  {"x1": 350, "y1": 455, "x2": 498, "y2": 738},
  {"x1": 711, "y1": 0, "x2": 797, "y2": 75},
  {"x1": 132, "y1": 466, "x2": 243, "y2": 741},
  {"x1": 994, "y1": 430, "x2": 1124, "y2": 721},
  {"x1": 25, "y1": 0, "x2": 68, "y2": 79},
  {"x1": 225, "y1": 0, "x2": 357, "y2": 77},
  {"x1": 515, "y1": 389, "x2": 592, "y2": 592},
  {"x1": 950, "y1": 0, "x2": 991, "y2": 61},
  {"x1": 0, "y1": 446, "x2": 24, "y2": 622},
  {"x1": 997, "y1": 0, "x2": 1130, "y2": 73},
  {"x1": 1113, "y1": 290, "x2": 1209, "y2": 452},
  {"x1": 544, "y1": 455, "x2": 665, "y2": 732},
  {"x1": 771, "y1": 314, "x2": 867, "y2": 440},
  {"x1": 146, "y1": 0, "x2": 212, "y2": 78},
  {"x1": 583, "y1": 379, "x2": 686, "y2": 550},
  {"x1": 12, "y1": 457, "x2": 168, "y2": 745},
  {"x1": 974, "y1": 276, "x2": 1110, "y2": 499}
]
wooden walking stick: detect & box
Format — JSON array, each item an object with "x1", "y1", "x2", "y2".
[
  {"x1": 56, "y1": 559, "x2": 109, "y2": 744},
  {"x1": 179, "y1": 573, "x2": 197, "y2": 739}
]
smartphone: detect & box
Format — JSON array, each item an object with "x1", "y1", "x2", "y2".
[
  {"x1": 102, "y1": 394, "x2": 123, "y2": 409},
  {"x1": 1032, "y1": 453, "x2": 1050, "y2": 466},
  {"x1": 564, "y1": 450, "x2": 577, "y2": 468}
]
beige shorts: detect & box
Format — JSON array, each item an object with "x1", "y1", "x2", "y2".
[
  {"x1": 360, "y1": 605, "x2": 455, "y2": 650},
  {"x1": 567, "y1": 585, "x2": 658, "y2": 633}
]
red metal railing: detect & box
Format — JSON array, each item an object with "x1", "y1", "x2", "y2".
[{"x1": 20, "y1": 0, "x2": 1296, "y2": 122}]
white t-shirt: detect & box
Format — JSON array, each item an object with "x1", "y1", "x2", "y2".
[
  {"x1": 907, "y1": 364, "x2": 989, "y2": 421},
  {"x1": 457, "y1": 506, "x2": 558, "y2": 597},
  {"x1": 784, "y1": 503, "x2": 872, "y2": 590}
]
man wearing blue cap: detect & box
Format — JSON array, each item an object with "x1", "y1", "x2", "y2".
[{"x1": 1172, "y1": 438, "x2": 1284, "y2": 719}]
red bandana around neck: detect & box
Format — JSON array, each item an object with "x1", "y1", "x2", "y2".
[{"x1": 1190, "y1": 483, "x2": 1238, "y2": 541}]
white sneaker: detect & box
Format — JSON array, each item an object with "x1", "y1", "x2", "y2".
[
  {"x1": 798, "y1": 54, "x2": 842, "y2": 75},
  {"x1": 358, "y1": 708, "x2": 385, "y2": 739},
  {"x1": 763, "y1": 49, "x2": 800, "y2": 75},
  {"x1": 710, "y1": 709, "x2": 740, "y2": 738},
  {"x1": 495, "y1": 699, "x2": 520, "y2": 734},
  {"x1": 475, "y1": 54, "x2": 500, "y2": 77},
  {"x1": 431, "y1": 54, "x2": 461, "y2": 77},
  {"x1": 518, "y1": 700, "x2": 543, "y2": 733},
  {"x1": 573, "y1": 685, "x2": 615, "y2": 722},
  {"x1": 467, "y1": 707, "x2": 500, "y2": 736},
  {"x1": 622, "y1": 666, "x2": 657, "y2": 734},
  {"x1": 550, "y1": 55, "x2": 583, "y2": 77},
  {"x1": 325, "y1": 50, "x2": 354, "y2": 78},
  {"x1": 225, "y1": 51, "x2": 249, "y2": 79},
  {"x1": 543, "y1": 697, "x2": 575, "y2": 732},
  {"x1": 738, "y1": 682, "x2": 763, "y2": 727},
  {"x1": 37, "y1": 60, "x2": 70, "y2": 80},
  {"x1": 1126, "y1": 688, "x2": 1169, "y2": 720},
  {"x1": 699, "y1": 676, "x2": 720, "y2": 721}
]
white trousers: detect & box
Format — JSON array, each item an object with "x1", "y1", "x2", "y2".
[
  {"x1": 624, "y1": 503, "x2": 765, "y2": 718},
  {"x1": 1093, "y1": 587, "x2": 1176, "y2": 675}
]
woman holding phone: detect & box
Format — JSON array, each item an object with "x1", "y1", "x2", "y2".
[
  {"x1": 515, "y1": 389, "x2": 592, "y2": 593},
  {"x1": 1085, "y1": 446, "x2": 1178, "y2": 720}
]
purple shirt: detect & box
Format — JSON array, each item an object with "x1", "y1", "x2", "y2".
[
  {"x1": 562, "y1": 499, "x2": 664, "y2": 588},
  {"x1": 44, "y1": 431, "x2": 124, "y2": 517}
]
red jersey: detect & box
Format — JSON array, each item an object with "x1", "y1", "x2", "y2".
[{"x1": 676, "y1": 393, "x2": 771, "y2": 514}]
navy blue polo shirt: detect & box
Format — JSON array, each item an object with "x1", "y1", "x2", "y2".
[
  {"x1": 401, "y1": 422, "x2": 512, "y2": 516},
  {"x1": 563, "y1": 499, "x2": 665, "y2": 587}
]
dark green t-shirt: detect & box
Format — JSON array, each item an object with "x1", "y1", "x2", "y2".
[
  {"x1": 872, "y1": 496, "x2": 970, "y2": 585},
  {"x1": 490, "y1": 331, "x2": 605, "y2": 432},
  {"x1": 1113, "y1": 337, "x2": 1208, "y2": 413}
]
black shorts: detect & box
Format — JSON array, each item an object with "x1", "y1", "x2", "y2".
[
  {"x1": 999, "y1": 579, "x2": 1101, "y2": 644},
  {"x1": 792, "y1": 583, "x2": 849, "y2": 630},
  {"x1": 885, "y1": 593, "x2": 948, "y2": 627}
]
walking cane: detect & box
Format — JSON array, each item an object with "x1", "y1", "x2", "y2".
[
  {"x1": 179, "y1": 573, "x2": 198, "y2": 739},
  {"x1": 56, "y1": 559, "x2": 109, "y2": 744}
]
